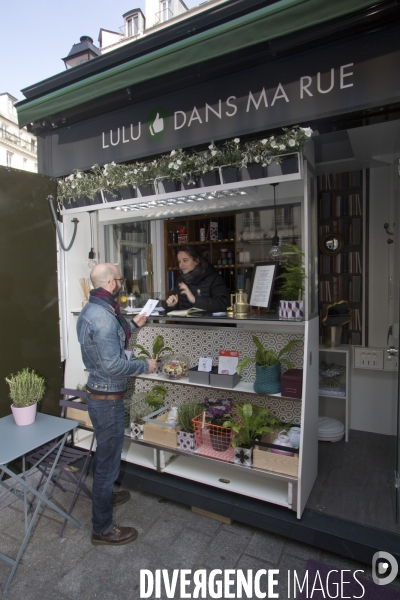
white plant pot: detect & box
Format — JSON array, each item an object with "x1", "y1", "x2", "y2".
[
  {"x1": 131, "y1": 422, "x2": 144, "y2": 440},
  {"x1": 11, "y1": 403, "x2": 37, "y2": 426},
  {"x1": 232, "y1": 446, "x2": 253, "y2": 466},
  {"x1": 177, "y1": 431, "x2": 196, "y2": 452},
  {"x1": 279, "y1": 300, "x2": 304, "y2": 319}
]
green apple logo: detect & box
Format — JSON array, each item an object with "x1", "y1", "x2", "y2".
[{"x1": 146, "y1": 107, "x2": 169, "y2": 142}]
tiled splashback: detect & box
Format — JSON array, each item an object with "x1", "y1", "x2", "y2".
[{"x1": 128, "y1": 325, "x2": 304, "y2": 425}]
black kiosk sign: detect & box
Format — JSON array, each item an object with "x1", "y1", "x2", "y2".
[{"x1": 42, "y1": 26, "x2": 400, "y2": 177}]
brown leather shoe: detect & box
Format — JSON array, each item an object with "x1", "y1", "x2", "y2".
[
  {"x1": 91, "y1": 525, "x2": 138, "y2": 546},
  {"x1": 111, "y1": 490, "x2": 131, "y2": 507}
]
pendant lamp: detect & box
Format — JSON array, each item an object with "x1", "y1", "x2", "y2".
[{"x1": 269, "y1": 183, "x2": 281, "y2": 260}]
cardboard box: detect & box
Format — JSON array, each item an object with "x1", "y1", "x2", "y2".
[
  {"x1": 253, "y1": 432, "x2": 299, "y2": 477},
  {"x1": 209, "y1": 367, "x2": 240, "y2": 389},
  {"x1": 65, "y1": 404, "x2": 93, "y2": 428},
  {"x1": 143, "y1": 408, "x2": 181, "y2": 449},
  {"x1": 281, "y1": 369, "x2": 303, "y2": 399},
  {"x1": 188, "y1": 366, "x2": 211, "y2": 385}
]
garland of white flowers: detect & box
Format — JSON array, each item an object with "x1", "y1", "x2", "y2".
[{"x1": 57, "y1": 126, "x2": 312, "y2": 203}]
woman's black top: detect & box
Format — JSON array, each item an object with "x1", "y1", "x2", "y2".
[{"x1": 168, "y1": 263, "x2": 230, "y2": 313}]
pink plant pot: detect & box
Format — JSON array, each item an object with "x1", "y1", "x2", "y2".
[{"x1": 11, "y1": 403, "x2": 37, "y2": 426}]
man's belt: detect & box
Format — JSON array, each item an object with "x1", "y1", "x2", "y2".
[{"x1": 87, "y1": 392, "x2": 125, "y2": 400}]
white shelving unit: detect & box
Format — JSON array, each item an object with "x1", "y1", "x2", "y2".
[{"x1": 319, "y1": 345, "x2": 351, "y2": 442}]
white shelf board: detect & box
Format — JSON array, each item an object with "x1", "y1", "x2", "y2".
[
  {"x1": 319, "y1": 393, "x2": 347, "y2": 400},
  {"x1": 124, "y1": 441, "x2": 157, "y2": 470},
  {"x1": 73, "y1": 430, "x2": 96, "y2": 451},
  {"x1": 162, "y1": 454, "x2": 293, "y2": 508},
  {"x1": 137, "y1": 372, "x2": 293, "y2": 399},
  {"x1": 319, "y1": 345, "x2": 350, "y2": 354}
]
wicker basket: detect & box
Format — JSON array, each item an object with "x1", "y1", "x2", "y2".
[{"x1": 254, "y1": 362, "x2": 281, "y2": 394}]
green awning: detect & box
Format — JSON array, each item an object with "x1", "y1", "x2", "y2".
[{"x1": 17, "y1": 0, "x2": 383, "y2": 127}]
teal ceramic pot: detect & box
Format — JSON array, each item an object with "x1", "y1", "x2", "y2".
[{"x1": 254, "y1": 362, "x2": 281, "y2": 394}]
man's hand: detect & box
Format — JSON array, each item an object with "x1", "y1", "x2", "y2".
[
  {"x1": 166, "y1": 294, "x2": 179, "y2": 307},
  {"x1": 133, "y1": 313, "x2": 147, "y2": 327},
  {"x1": 178, "y1": 282, "x2": 195, "y2": 304},
  {"x1": 147, "y1": 359, "x2": 157, "y2": 373}
]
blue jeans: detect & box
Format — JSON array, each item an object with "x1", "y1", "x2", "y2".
[{"x1": 86, "y1": 395, "x2": 125, "y2": 534}]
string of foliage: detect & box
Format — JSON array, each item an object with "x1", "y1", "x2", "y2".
[{"x1": 57, "y1": 126, "x2": 312, "y2": 203}]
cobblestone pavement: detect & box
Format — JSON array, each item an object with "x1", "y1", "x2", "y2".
[{"x1": 1, "y1": 471, "x2": 399, "y2": 599}]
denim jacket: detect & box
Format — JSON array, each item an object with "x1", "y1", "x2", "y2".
[{"x1": 76, "y1": 295, "x2": 149, "y2": 393}]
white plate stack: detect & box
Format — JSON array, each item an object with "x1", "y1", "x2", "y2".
[{"x1": 318, "y1": 417, "x2": 345, "y2": 442}]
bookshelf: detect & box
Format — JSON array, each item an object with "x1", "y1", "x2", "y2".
[
  {"x1": 164, "y1": 207, "x2": 302, "y2": 296},
  {"x1": 317, "y1": 171, "x2": 365, "y2": 345}
]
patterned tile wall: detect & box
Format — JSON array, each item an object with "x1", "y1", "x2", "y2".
[{"x1": 127, "y1": 325, "x2": 304, "y2": 425}]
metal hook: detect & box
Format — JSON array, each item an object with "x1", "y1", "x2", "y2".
[{"x1": 384, "y1": 223, "x2": 394, "y2": 235}]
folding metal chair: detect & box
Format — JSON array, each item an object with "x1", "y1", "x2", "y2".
[{"x1": 26, "y1": 388, "x2": 95, "y2": 537}]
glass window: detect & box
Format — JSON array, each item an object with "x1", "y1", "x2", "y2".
[
  {"x1": 31, "y1": 139, "x2": 36, "y2": 153},
  {"x1": 127, "y1": 16, "x2": 138, "y2": 37},
  {"x1": 160, "y1": 0, "x2": 172, "y2": 22},
  {"x1": 6, "y1": 151, "x2": 13, "y2": 167},
  {"x1": 104, "y1": 221, "x2": 154, "y2": 302}
]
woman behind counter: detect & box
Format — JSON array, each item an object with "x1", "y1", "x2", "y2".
[{"x1": 166, "y1": 246, "x2": 230, "y2": 313}]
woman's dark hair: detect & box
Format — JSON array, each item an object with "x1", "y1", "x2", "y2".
[{"x1": 177, "y1": 245, "x2": 208, "y2": 267}]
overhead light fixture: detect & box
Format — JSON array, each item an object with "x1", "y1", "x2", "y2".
[{"x1": 269, "y1": 183, "x2": 281, "y2": 260}]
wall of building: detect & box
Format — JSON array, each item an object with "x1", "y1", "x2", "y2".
[
  {"x1": 0, "y1": 93, "x2": 37, "y2": 172},
  {"x1": 350, "y1": 163, "x2": 399, "y2": 435}
]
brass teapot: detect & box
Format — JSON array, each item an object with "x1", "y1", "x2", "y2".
[{"x1": 230, "y1": 290, "x2": 249, "y2": 316}]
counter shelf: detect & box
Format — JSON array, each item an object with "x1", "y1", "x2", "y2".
[
  {"x1": 137, "y1": 372, "x2": 302, "y2": 400},
  {"x1": 72, "y1": 421, "x2": 297, "y2": 508}
]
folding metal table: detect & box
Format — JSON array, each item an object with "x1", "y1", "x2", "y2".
[{"x1": 0, "y1": 413, "x2": 84, "y2": 596}]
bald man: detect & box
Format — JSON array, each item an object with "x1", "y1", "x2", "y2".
[{"x1": 77, "y1": 263, "x2": 156, "y2": 546}]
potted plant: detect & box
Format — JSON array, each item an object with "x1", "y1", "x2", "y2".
[
  {"x1": 275, "y1": 243, "x2": 306, "y2": 319},
  {"x1": 145, "y1": 384, "x2": 167, "y2": 410},
  {"x1": 128, "y1": 394, "x2": 152, "y2": 439},
  {"x1": 177, "y1": 401, "x2": 205, "y2": 452},
  {"x1": 236, "y1": 336, "x2": 302, "y2": 394},
  {"x1": 241, "y1": 139, "x2": 268, "y2": 180},
  {"x1": 223, "y1": 403, "x2": 280, "y2": 466},
  {"x1": 134, "y1": 334, "x2": 172, "y2": 372},
  {"x1": 158, "y1": 149, "x2": 190, "y2": 192},
  {"x1": 5, "y1": 368, "x2": 46, "y2": 426},
  {"x1": 191, "y1": 143, "x2": 220, "y2": 186},
  {"x1": 219, "y1": 138, "x2": 243, "y2": 183},
  {"x1": 202, "y1": 397, "x2": 234, "y2": 451}
]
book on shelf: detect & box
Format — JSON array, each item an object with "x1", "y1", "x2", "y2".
[
  {"x1": 350, "y1": 217, "x2": 362, "y2": 245},
  {"x1": 350, "y1": 275, "x2": 361, "y2": 303},
  {"x1": 317, "y1": 170, "x2": 362, "y2": 191},
  {"x1": 167, "y1": 307, "x2": 206, "y2": 317}
]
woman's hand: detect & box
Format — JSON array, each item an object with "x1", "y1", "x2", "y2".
[
  {"x1": 178, "y1": 282, "x2": 195, "y2": 304},
  {"x1": 166, "y1": 294, "x2": 179, "y2": 308},
  {"x1": 133, "y1": 313, "x2": 147, "y2": 327}
]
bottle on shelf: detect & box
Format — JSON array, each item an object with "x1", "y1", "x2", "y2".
[
  {"x1": 118, "y1": 281, "x2": 128, "y2": 309},
  {"x1": 200, "y1": 224, "x2": 206, "y2": 241}
]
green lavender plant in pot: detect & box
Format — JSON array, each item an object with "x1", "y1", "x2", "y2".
[
  {"x1": 129, "y1": 394, "x2": 152, "y2": 439},
  {"x1": 275, "y1": 244, "x2": 306, "y2": 319},
  {"x1": 176, "y1": 401, "x2": 204, "y2": 452},
  {"x1": 236, "y1": 336, "x2": 302, "y2": 394},
  {"x1": 5, "y1": 368, "x2": 46, "y2": 426},
  {"x1": 223, "y1": 403, "x2": 280, "y2": 466}
]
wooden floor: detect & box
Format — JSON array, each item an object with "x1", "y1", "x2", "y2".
[{"x1": 306, "y1": 429, "x2": 400, "y2": 534}]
